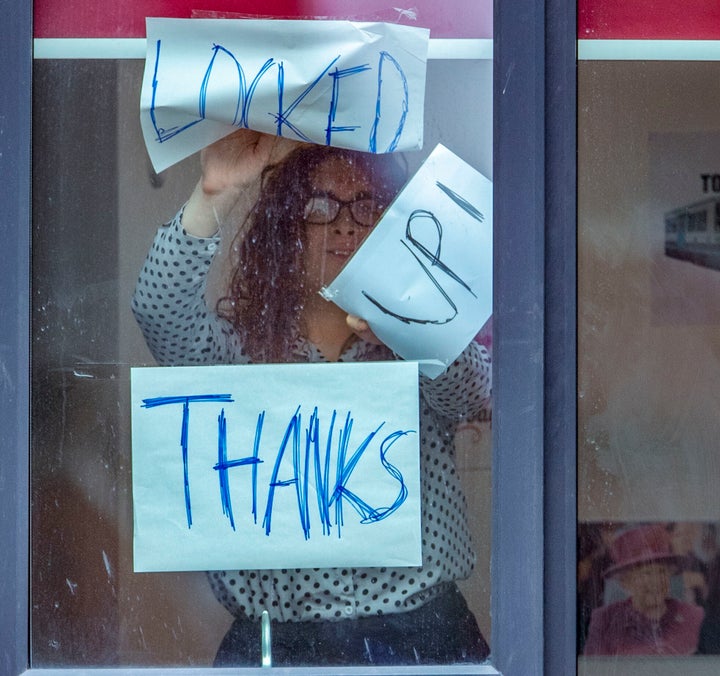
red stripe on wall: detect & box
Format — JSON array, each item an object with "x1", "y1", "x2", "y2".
[
  {"x1": 33, "y1": 0, "x2": 492, "y2": 39},
  {"x1": 579, "y1": 0, "x2": 720, "y2": 40}
]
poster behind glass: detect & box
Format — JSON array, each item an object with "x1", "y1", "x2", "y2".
[
  {"x1": 30, "y1": 16, "x2": 493, "y2": 668},
  {"x1": 577, "y1": 56, "x2": 720, "y2": 674}
]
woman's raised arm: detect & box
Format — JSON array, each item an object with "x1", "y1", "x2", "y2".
[{"x1": 182, "y1": 129, "x2": 298, "y2": 237}]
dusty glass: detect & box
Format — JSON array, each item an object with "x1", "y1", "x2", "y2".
[
  {"x1": 31, "y1": 50, "x2": 493, "y2": 667},
  {"x1": 577, "y1": 58, "x2": 720, "y2": 674}
]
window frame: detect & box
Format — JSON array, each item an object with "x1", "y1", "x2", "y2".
[
  {"x1": 492, "y1": 0, "x2": 577, "y2": 673},
  {"x1": 0, "y1": 0, "x2": 578, "y2": 673}
]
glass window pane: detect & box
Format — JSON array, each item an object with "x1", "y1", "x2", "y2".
[
  {"x1": 31, "y1": 36, "x2": 494, "y2": 668},
  {"x1": 577, "y1": 54, "x2": 720, "y2": 673}
]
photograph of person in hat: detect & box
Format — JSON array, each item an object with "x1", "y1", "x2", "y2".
[{"x1": 584, "y1": 523, "x2": 704, "y2": 656}]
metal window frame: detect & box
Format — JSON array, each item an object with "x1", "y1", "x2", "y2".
[
  {"x1": 0, "y1": 0, "x2": 577, "y2": 674},
  {"x1": 492, "y1": 0, "x2": 577, "y2": 673}
]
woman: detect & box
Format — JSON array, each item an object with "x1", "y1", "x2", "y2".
[{"x1": 132, "y1": 130, "x2": 492, "y2": 666}]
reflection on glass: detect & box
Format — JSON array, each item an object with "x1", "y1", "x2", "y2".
[
  {"x1": 578, "y1": 59, "x2": 720, "y2": 670},
  {"x1": 581, "y1": 523, "x2": 704, "y2": 656}
]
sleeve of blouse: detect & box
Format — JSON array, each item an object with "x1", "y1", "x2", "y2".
[
  {"x1": 418, "y1": 341, "x2": 492, "y2": 421},
  {"x1": 131, "y1": 209, "x2": 238, "y2": 366}
]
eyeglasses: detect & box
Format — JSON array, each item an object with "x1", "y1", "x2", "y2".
[{"x1": 303, "y1": 193, "x2": 386, "y2": 228}]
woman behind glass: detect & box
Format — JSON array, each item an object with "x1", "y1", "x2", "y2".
[{"x1": 132, "y1": 130, "x2": 492, "y2": 666}]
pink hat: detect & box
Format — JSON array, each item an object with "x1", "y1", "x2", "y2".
[{"x1": 603, "y1": 524, "x2": 682, "y2": 578}]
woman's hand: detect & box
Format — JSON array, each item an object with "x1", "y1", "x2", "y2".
[
  {"x1": 346, "y1": 314, "x2": 384, "y2": 346},
  {"x1": 182, "y1": 130, "x2": 299, "y2": 238},
  {"x1": 199, "y1": 129, "x2": 277, "y2": 196}
]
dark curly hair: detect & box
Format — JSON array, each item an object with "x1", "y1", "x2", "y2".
[{"x1": 217, "y1": 144, "x2": 407, "y2": 362}]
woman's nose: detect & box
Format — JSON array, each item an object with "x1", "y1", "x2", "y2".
[{"x1": 332, "y1": 206, "x2": 356, "y2": 234}]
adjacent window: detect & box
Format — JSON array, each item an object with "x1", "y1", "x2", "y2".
[{"x1": 577, "y1": 51, "x2": 720, "y2": 671}]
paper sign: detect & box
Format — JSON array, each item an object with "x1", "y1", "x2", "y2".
[
  {"x1": 321, "y1": 144, "x2": 493, "y2": 379},
  {"x1": 131, "y1": 361, "x2": 421, "y2": 572},
  {"x1": 140, "y1": 18, "x2": 430, "y2": 173}
]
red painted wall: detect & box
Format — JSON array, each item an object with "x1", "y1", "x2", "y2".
[
  {"x1": 579, "y1": 0, "x2": 720, "y2": 39},
  {"x1": 33, "y1": 0, "x2": 492, "y2": 39}
]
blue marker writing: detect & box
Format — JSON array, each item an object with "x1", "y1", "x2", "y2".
[
  {"x1": 262, "y1": 406, "x2": 303, "y2": 537},
  {"x1": 325, "y1": 64, "x2": 371, "y2": 145},
  {"x1": 369, "y1": 51, "x2": 409, "y2": 153},
  {"x1": 150, "y1": 40, "x2": 204, "y2": 143},
  {"x1": 141, "y1": 394, "x2": 233, "y2": 528},
  {"x1": 272, "y1": 56, "x2": 341, "y2": 141},
  {"x1": 199, "y1": 45, "x2": 275, "y2": 128},
  {"x1": 144, "y1": 399, "x2": 414, "y2": 538},
  {"x1": 214, "y1": 409, "x2": 265, "y2": 530}
]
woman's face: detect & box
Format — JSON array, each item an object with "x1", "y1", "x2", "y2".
[
  {"x1": 302, "y1": 156, "x2": 386, "y2": 293},
  {"x1": 619, "y1": 562, "x2": 671, "y2": 619}
]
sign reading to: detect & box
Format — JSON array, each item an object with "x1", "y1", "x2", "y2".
[
  {"x1": 131, "y1": 361, "x2": 421, "y2": 572},
  {"x1": 140, "y1": 18, "x2": 429, "y2": 172},
  {"x1": 322, "y1": 144, "x2": 493, "y2": 379}
]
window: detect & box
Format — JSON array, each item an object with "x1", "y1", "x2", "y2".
[
  {"x1": 2, "y1": 1, "x2": 575, "y2": 674},
  {"x1": 577, "y1": 5, "x2": 720, "y2": 671}
]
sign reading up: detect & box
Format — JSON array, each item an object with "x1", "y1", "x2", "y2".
[
  {"x1": 131, "y1": 361, "x2": 421, "y2": 572},
  {"x1": 140, "y1": 18, "x2": 430, "y2": 172},
  {"x1": 322, "y1": 144, "x2": 493, "y2": 379}
]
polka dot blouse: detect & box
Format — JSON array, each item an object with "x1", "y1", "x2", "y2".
[{"x1": 132, "y1": 212, "x2": 492, "y2": 623}]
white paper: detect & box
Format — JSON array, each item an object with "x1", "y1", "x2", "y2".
[
  {"x1": 131, "y1": 362, "x2": 421, "y2": 572},
  {"x1": 140, "y1": 18, "x2": 429, "y2": 172},
  {"x1": 321, "y1": 144, "x2": 493, "y2": 379}
]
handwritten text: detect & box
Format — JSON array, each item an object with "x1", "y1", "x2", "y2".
[{"x1": 141, "y1": 396, "x2": 415, "y2": 540}]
